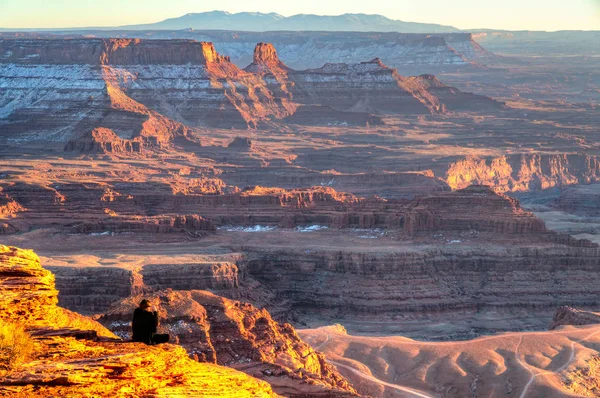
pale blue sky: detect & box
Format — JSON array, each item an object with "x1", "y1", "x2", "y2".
[{"x1": 1, "y1": 0, "x2": 599, "y2": 31}]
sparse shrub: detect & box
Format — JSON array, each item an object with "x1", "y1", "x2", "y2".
[{"x1": 0, "y1": 320, "x2": 34, "y2": 374}]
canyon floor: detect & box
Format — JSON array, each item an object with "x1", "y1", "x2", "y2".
[{"x1": 299, "y1": 323, "x2": 600, "y2": 397}]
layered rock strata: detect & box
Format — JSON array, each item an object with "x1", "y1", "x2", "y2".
[
  {"x1": 0, "y1": 38, "x2": 294, "y2": 140},
  {"x1": 24, "y1": 186, "x2": 600, "y2": 340},
  {"x1": 446, "y1": 154, "x2": 600, "y2": 192},
  {"x1": 1, "y1": 38, "x2": 502, "y2": 138},
  {"x1": 26, "y1": 31, "x2": 493, "y2": 70},
  {"x1": 246, "y1": 44, "x2": 502, "y2": 117},
  {"x1": 550, "y1": 306, "x2": 600, "y2": 330},
  {"x1": 47, "y1": 253, "x2": 245, "y2": 314},
  {"x1": 553, "y1": 184, "x2": 600, "y2": 215},
  {"x1": 0, "y1": 245, "x2": 278, "y2": 397},
  {"x1": 99, "y1": 289, "x2": 357, "y2": 397},
  {"x1": 1, "y1": 179, "x2": 591, "y2": 242},
  {"x1": 246, "y1": 242, "x2": 600, "y2": 338}
]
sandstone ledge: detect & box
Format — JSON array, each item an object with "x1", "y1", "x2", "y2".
[{"x1": 0, "y1": 245, "x2": 278, "y2": 397}]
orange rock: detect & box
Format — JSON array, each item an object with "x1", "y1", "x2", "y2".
[
  {"x1": 0, "y1": 246, "x2": 279, "y2": 397},
  {"x1": 99, "y1": 289, "x2": 358, "y2": 396}
]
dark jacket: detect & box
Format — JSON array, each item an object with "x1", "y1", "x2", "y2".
[{"x1": 132, "y1": 307, "x2": 158, "y2": 344}]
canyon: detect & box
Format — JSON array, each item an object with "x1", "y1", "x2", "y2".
[
  {"x1": 0, "y1": 27, "x2": 599, "y2": 397},
  {"x1": 4, "y1": 243, "x2": 600, "y2": 397},
  {"x1": 0, "y1": 37, "x2": 501, "y2": 136},
  {"x1": 0, "y1": 30, "x2": 492, "y2": 73},
  {"x1": 0, "y1": 244, "x2": 358, "y2": 397},
  {"x1": 0, "y1": 245, "x2": 278, "y2": 397}
]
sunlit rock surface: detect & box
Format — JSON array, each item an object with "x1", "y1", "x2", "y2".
[{"x1": 0, "y1": 245, "x2": 279, "y2": 397}]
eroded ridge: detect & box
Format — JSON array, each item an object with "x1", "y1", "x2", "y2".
[{"x1": 0, "y1": 245, "x2": 279, "y2": 397}]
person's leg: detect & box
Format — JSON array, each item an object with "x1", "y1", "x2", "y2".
[{"x1": 152, "y1": 334, "x2": 170, "y2": 344}]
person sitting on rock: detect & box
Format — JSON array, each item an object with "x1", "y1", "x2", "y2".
[{"x1": 132, "y1": 299, "x2": 170, "y2": 345}]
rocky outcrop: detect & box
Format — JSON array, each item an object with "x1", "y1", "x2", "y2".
[
  {"x1": 245, "y1": 42, "x2": 290, "y2": 75},
  {"x1": 563, "y1": 355, "x2": 600, "y2": 397},
  {"x1": 404, "y1": 185, "x2": 547, "y2": 235},
  {"x1": 445, "y1": 154, "x2": 600, "y2": 192},
  {"x1": 246, "y1": 242, "x2": 600, "y2": 338},
  {"x1": 64, "y1": 127, "x2": 143, "y2": 153},
  {"x1": 71, "y1": 214, "x2": 215, "y2": 235},
  {"x1": 553, "y1": 184, "x2": 600, "y2": 215},
  {"x1": 0, "y1": 38, "x2": 229, "y2": 65},
  {"x1": 0, "y1": 38, "x2": 294, "y2": 138},
  {"x1": 0, "y1": 189, "x2": 23, "y2": 222},
  {"x1": 1, "y1": 38, "x2": 502, "y2": 138},
  {"x1": 0, "y1": 244, "x2": 284, "y2": 397},
  {"x1": 99, "y1": 289, "x2": 357, "y2": 397},
  {"x1": 287, "y1": 58, "x2": 472, "y2": 115},
  {"x1": 251, "y1": 52, "x2": 502, "y2": 118},
  {"x1": 228, "y1": 136, "x2": 254, "y2": 150},
  {"x1": 550, "y1": 306, "x2": 600, "y2": 330}
]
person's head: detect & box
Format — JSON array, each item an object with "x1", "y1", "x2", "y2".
[{"x1": 139, "y1": 299, "x2": 152, "y2": 309}]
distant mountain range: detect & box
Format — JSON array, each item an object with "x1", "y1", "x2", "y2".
[
  {"x1": 118, "y1": 11, "x2": 460, "y2": 33},
  {"x1": 2, "y1": 11, "x2": 596, "y2": 36}
]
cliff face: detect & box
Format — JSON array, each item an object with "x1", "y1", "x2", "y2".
[
  {"x1": 404, "y1": 185, "x2": 547, "y2": 235},
  {"x1": 24, "y1": 185, "x2": 600, "y2": 341},
  {"x1": 446, "y1": 154, "x2": 600, "y2": 192},
  {"x1": 284, "y1": 56, "x2": 501, "y2": 116},
  {"x1": 550, "y1": 306, "x2": 600, "y2": 330},
  {"x1": 99, "y1": 289, "x2": 356, "y2": 397},
  {"x1": 143, "y1": 31, "x2": 493, "y2": 70},
  {"x1": 240, "y1": 42, "x2": 502, "y2": 126},
  {"x1": 0, "y1": 38, "x2": 228, "y2": 65},
  {"x1": 1, "y1": 38, "x2": 502, "y2": 139},
  {"x1": 0, "y1": 38, "x2": 294, "y2": 141},
  {"x1": 0, "y1": 177, "x2": 588, "y2": 239},
  {"x1": 1, "y1": 31, "x2": 495, "y2": 70},
  {"x1": 246, "y1": 243, "x2": 600, "y2": 338},
  {"x1": 0, "y1": 245, "x2": 278, "y2": 397}
]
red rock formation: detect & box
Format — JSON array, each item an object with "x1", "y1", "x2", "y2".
[
  {"x1": 246, "y1": 241, "x2": 600, "y2": 338},
  {"x1": 0, "y1": 38, "x2": 230, "y2": 65},
  {"x1": 404, "y1": 185, "x2": 547, "y2": 235},
  {"x1": 554, "y1": 184, "x2": 600, "y2": 215},
  {"x1": 247, "y1": 43, "x2": 289, "y2": 71},
  {"x1": 0, "y1": 189, "x2": 23, "y2": 219},
  {"x1": 446, "y1": 154, "x2": 600, "y2": 192},
  {"x1": 64, "y1": 127, "x2": 143, "y2": 153},
  {"x1": 284, "y1": 56, "x2": 501, "y2": 116},
  {"x1": 550, "y1": 306, "x2": 600, "y2": 330},
  {"x1": 99, "y1": 289, "x2": 357, "y2": 397},
  {"x1": 228, "y1": 136, "x2": 254, "y2": 150},
  {"x1": 0, "y1": 244, "x2": 283, "y2": 397},
  {"x1": 72, "y1": 214, "x2": 215, "y2": 235},
  {"x1": 1, "y1": 38, "x2": 502, "y2": 135}
]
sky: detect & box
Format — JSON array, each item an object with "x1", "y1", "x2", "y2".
[{"x1": 1, "y1": 0, "x2": 599, "y2": 31}]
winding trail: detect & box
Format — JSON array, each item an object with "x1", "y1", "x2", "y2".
[
  {"x1": 517, "y1": 329, "x2": 600, "y2": 398},
  {"x1": 314, "y1": 333, "x2": 435, "y2": 397},
  {"x1": 306, "y1": 326, "x2": 600, "y2": 398},
  {"x1": 328, "y1": 359, "x2": 436, "y2": 398}
]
